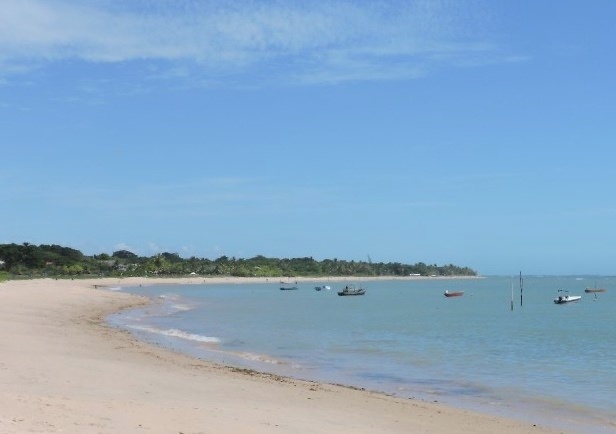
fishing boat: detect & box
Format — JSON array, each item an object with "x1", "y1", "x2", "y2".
[
  {"x1": 553, "y1": 290, "x2": 581, "y2": 304},
  {"x1": 337, "y1": 283, "x2": 366, "y2": 296},
  {"x1": 584, "y1": 283, "x2": 606, "y2": 300},
  {"x1": 444, "y1": 290, "x2": 464, "y2": 297},
  {"x1": 584, "y1": 287, "x2": 607, "y2": 293}
]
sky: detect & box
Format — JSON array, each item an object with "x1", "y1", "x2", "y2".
[{"x1": 1, "y1": 0, "x2": 615, "y2": 275}]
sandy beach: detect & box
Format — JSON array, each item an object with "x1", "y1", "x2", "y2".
[{"x1": 0, "y1": 277, "x2": 568, "y2": 434}]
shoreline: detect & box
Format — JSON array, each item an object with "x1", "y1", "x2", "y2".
[{"x1": 0, "y1": 277, "x2": 570, "y2": 433}]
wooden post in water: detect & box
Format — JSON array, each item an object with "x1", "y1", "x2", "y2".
[
  {"x1": 519, "y1": 271, "x2": 524, "y2": 307},
  {"x1": 511, "y1": 280, "x2": 514, "y2": 311}
]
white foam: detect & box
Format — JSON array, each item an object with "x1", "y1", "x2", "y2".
[
  {"x1": 128, "y1": 325, "x2": 220, "y2": 343},
  {"x1": 234, "y1": 351, "x2": 284, "y2": 365}
]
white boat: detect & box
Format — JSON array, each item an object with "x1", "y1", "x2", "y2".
[
  {"x1": 553, "y1": 291, "x2": 581, "y2": 304},
  {"x1": 314, "y1": 285, "x2": 331, "y2": 291}
]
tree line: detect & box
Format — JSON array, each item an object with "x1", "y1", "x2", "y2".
[{"x1": 0, "y1": 243, "x2": 477, "y2": 280}]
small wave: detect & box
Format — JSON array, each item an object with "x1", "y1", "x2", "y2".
[
  {"x1": 128, "y1": 325, "x2": 220, "y2": 343},
  {"x1": 154, "y1": 294, "x2": 195, "y2": 313},
  {"x1": 235, "y1": 351, "x2": 282, "y2": 365}
]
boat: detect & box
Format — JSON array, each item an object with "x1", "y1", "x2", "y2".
[
  {"x1": 337, "y1": 283, "x2": 366, "y2": 296},
  {"x1": 444, "y1": 290, "x2": 464, "y2": 297},
  {"x1": 280, "y1": 286, "x2": 298, "y2": 291},
  {"x1": 584, "y1": 287, "x2": 607, "y2": 293},
  {"x1": 314, "y1": 285, "x2": 331, "y2": 291},
  {"x1": 553, "y1": 290, "x2": 581, "y2": 304},
  {"x1": 584, "y1": 283, "x2": 606, "y2": 300}
]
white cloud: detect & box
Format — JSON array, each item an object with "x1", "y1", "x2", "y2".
[{"x1": 0, "y1": 0, "x2": 502, "y2": 85}]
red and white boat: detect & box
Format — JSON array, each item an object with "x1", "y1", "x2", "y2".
[{"x1": 444, "y1": 290, "x2": 464, "y2": 297}]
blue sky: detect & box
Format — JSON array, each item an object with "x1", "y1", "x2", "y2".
[{"x1": 1, "y1": 0, "x2": 614, "y2": 275}]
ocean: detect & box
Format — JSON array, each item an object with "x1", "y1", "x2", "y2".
[{"x1": 108, "y1": 276, "x2": 616, "y2": 433}]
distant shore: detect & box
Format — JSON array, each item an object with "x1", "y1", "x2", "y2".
[
  {"x1": 89, "y1": 273, "x2": 482, "y2": 287},
  {"x1": 0, "y1": 276, "x2": 566, "y2": 434}
]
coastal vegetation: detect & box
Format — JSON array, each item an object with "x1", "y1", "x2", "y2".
[{"x1": 0, "y1": 243, "x2": 477, "y2": 279}]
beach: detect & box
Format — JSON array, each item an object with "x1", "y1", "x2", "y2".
[{"x1": 0, "y1": 277, "x2": 568, "y2": 434}]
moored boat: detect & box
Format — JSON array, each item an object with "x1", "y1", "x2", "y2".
[
  {"x1": 444, "y1": 290, "x2": 464, "y2": 297},
  {"x1": 554, "y1": 290, "x2": 581, "y2": 304},
  {"x1": 337, "y1": 283, "x2": 366, "y2": 296},
  {"x1": 280, "y1": 286, "x2": 298, "y2": 291},
  {"x1": 584, "y1": 288, "x2": 606, "y2": 293}
]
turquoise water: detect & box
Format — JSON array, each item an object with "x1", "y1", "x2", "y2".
[{"x1": 108, "y1": 276, "x2": 616, "y2": 433}]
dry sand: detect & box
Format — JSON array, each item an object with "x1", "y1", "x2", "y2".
[{"x1": 0, "y1": 277, "x2": 568, "y2": 434}]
